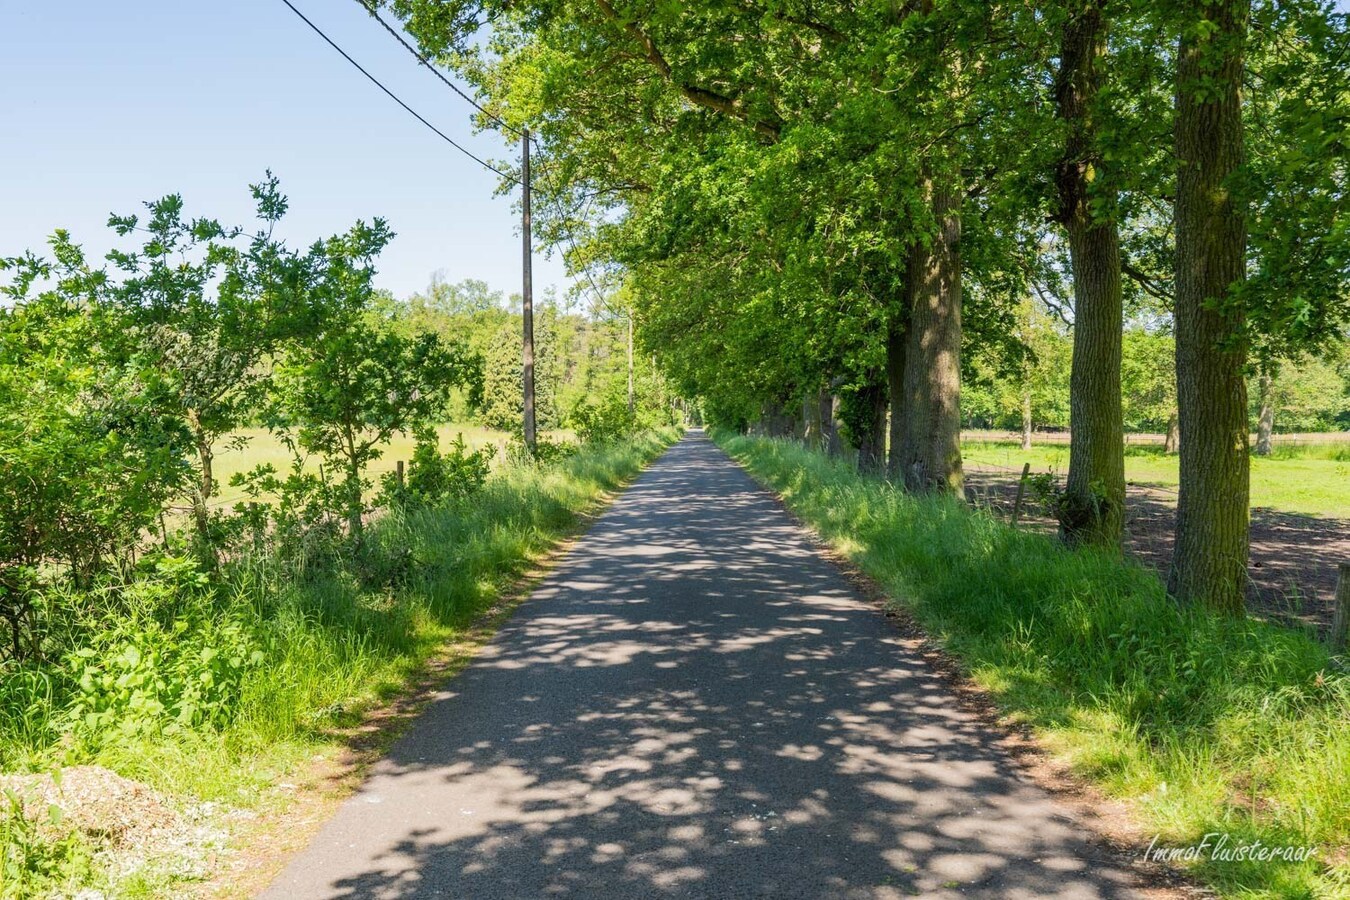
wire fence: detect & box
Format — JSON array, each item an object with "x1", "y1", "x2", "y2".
[{"x1": 965, "y1": 429, "x2": 1350, "y2": 449}]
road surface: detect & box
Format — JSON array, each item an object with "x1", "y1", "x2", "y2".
[{"x1": 262, "y1": 430, "x2": 1142, "y2": 899}]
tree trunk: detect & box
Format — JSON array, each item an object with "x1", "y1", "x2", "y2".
[
  {"x1": 1164, "y1": 413, "x2": 1180, "y2": 453},
  {"x1": 346, "y1": 462, "x2": 363, "y2": 544},
  {"x1": 897, "y1": 182, "x2": 964, "y2": 494},
  {"x1": 186, "y1": 409, "x2": 218, "y2": 569},
  {"x1": 764, "y1": 401, "x2": 795, "y2": 438},
  {"x1": 1021, "y1": 391, "x2": 1033, "y2": 451},
  {"x1": 342, "y1": 429, "x2": 364, "y2": 545},
  {"x1": 886, "y1": 306, "x2": 908, "y2": 481},
  {"x1": 826, "y1": 393, "x2": 844, "y2": 457},
  {"x1": 1255, "y1": 371, "x2": 1274, "y2": 456},
  {"x1": 1055, "y1": 0, "x2": 1125, "y2": 549},
  {"x1": 1168, "y1": 0, "x2": 1251, "y2": 614},
  {"x1": 805, "y1": 392, "x2": 823, "y2": 449},
  {"x1": 855, "y1": 380, "x2": 888, "y2": 475}
]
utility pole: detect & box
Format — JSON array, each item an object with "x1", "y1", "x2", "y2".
[
  {"x1": 627, "y1": 311, "x2": 635, "y2": 413},
  {"x1": 521, "y1": 128, "x2": 537, "y2": 454}
]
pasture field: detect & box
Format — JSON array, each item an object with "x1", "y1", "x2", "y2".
[
  {"x1": 963, "y1": 436, "x2": 1350, "y2": 519},
  {"x1": 199, "y1": 427, "x2": 1350, "y2": 518},
  {"x1": 211, "y1": 425, "x2": 575, "y2": 506}
]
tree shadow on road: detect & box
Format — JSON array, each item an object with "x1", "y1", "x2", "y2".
[{"x1": 268, "y1": 437, "x2": 1146, "y2": 900}]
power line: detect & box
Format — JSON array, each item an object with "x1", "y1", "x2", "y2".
[
  {"x1": 348, "y1": 0, "x2": 607, "y2": 307},
  {"x1": 557, "y1": 191, "x2": 622, "y2": 317},
  {"x1": 278, "y1": 0, "x2": 520, "y2": 186},
  {"x1": 284, "y1": 0, "x2": 627, "y2": 441},
  {"x1": 340, "y1": 0, "x2": 615, "y2": 317},
  {"x1": 311, "y1": 0, "x2": 618, "y2": 318},
  {"x1": 351, "y1": 0, "x2": 525, "y2": 139}
]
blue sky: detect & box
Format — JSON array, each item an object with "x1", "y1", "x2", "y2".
[
  {"x1": 0, "y1": 1, "x2": 563, "y2": 302},
  {"x1": 4, "y1": 2, "x2": 1347, "y2": 304}
]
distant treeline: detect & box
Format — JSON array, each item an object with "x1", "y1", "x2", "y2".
[{"x1": 962, "y1": 304, "x2": 1350, "y2": 437}]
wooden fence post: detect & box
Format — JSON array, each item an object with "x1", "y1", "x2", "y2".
[
  {"x1": 1331, "y1": 563, "x2": 1350, "y2": 653},
  {"x1": 396, "y1": 460, "x2": 405, "y2": 490},
  {"x1": 1011, "y1": 462, "x2": 1032, "y2": 527}
]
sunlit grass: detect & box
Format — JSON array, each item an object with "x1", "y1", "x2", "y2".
[
  {"x1": 718, "y1": 432, "x2": 1349, "y2": 899},
  {"x1": 212, "y1": 424, "x2": 576, "y2": 505},
  {"x1": 962, "y1": 438, "x2": 1350, "y2": 518}
]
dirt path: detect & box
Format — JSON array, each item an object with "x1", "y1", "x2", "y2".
[{"x1": 261, "y1": 432, "x2": 1150, "y2": 899}]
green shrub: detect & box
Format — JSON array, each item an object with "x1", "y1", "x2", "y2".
[
  {"x1": 66, "y1": 614, "x2": 263, "y2": 742},
  {"x1": 505, "y1": 433, "x2": 578, "y2": 466},
  {"x1": 49, "y1": 556, "x2": 265, "y2": 743},
  {"x1": 0, "y1": 277, "x2": 191, "y2": 662},
  {"x1": 569, "y1": 391, "x2": 637, "y2": 444},
  {"x1": 379, "y1": 426, "x2": 495, "y2": 507},
  {"x1": 228, "y1": 460, "x2": 346, "y2": 569}
]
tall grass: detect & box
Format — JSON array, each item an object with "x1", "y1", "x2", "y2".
[
  {"x1": 1259, "y1": 442, "x2": 1350, "y2": 462},
  {"x1": 0, "y1": 429, "x2": 677, "y2": 896},
  {"x1": 718, "y1": 432, "x2": 1349, "y2": 899}
]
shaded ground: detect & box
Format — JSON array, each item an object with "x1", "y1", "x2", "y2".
[
  {"x1": 965, "y1": 467, "x2": 1350, "y2": 634},
  {"x1": 262, "y1": 432, "x2": 1150, "y2": 899}
]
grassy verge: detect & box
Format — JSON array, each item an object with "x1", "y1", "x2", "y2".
[
  {"x1": 716, "y1": 432, "x2": 1348, "y2": 899},
  {"x1": 0, "y1": 428, "x2": 678, "y2": 898}
]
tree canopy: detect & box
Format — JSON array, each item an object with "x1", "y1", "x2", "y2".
[{"x1": 379, "y1": 0, "x2": 1349, "y2": 611}]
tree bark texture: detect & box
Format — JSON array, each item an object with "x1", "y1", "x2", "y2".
[
  {"x1": 898, "y1": 184, "x2": 964, "y2": 495},
  {"x1": 1255, "y1": 371, "x2": 1273, "y2": 456},
  {"x1": 186, "y1": 409, "x2": 219, "y2": 569},
  {"x1": 827, "y1": 394, "x2": 844, "y2": 457},
  {"x1": 804, "y1": 393, "x2": 823, "y2": 449},
  {"x1": 886, "y1": 306, "x2": 908, "y2": 480},
  {"x1": 1168, "y1": 0, "x2": 1251, "y2": 614},
  {"x1": 855, "y1": 380, "x2": 888, "y2": 475},
  {"x1": 1055, "y1": 0, "x2": 1126, "y2": 549}
]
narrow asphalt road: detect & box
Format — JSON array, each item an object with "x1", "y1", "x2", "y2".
[{"x1": 262, "y1": 431, "x2": 1143, "y2": 899}]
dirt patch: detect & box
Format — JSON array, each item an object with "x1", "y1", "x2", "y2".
[
  {"x1": 1, "y1": 765, "x2": 226, "y2": 888},
  {"x1": 1, "y1": 766, "x2": 177, "y2": 849},
  {"x1": 964, "y1": 467, "x2": 1350, "y2": 634}
]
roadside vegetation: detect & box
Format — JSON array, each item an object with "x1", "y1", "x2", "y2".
[
  {"x1": 0, "y1": 177, "x2": 680, "y2": 897},
  {"x1": 719, "y1": 431, "x2": 1348, "y2": 899},
  {"x1": 0, "y1": 428, "x2": 675, "y2": 897},
  {"x1": 400, "y1": 0, "x2": 1350, "y2": 616}
]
